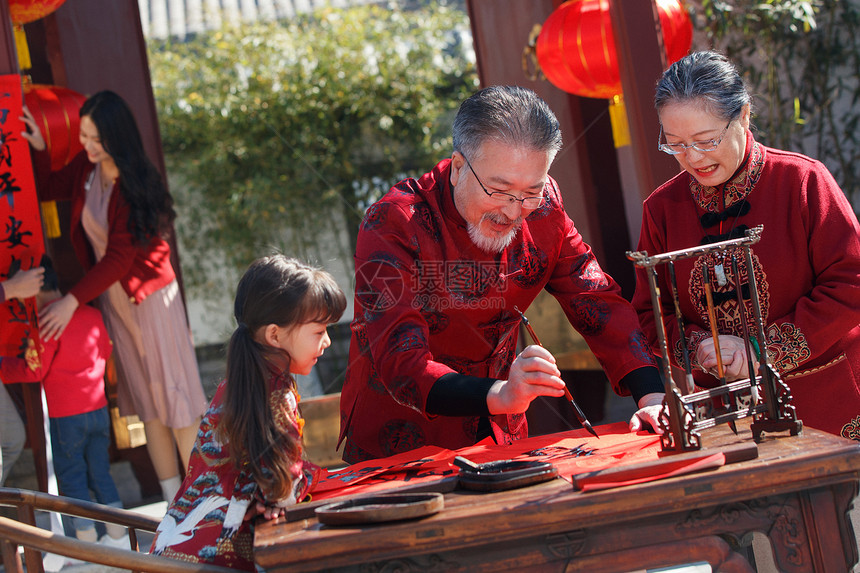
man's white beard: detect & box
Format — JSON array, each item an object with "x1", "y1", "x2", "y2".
[{"x1": 467, "y1": 213, "x2": 522, "y2": 253}]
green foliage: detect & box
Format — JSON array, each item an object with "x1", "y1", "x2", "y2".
[
  {"x1": 148, "y1": 5, "x2": 478, "y2": 294},
  {"x1": 700, "y1": 0, "x2": 860, "y2": 203}
]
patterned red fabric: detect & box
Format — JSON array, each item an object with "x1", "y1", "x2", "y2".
[
  {"x1": 633, "y1": 131, "x2": 860, "y2": 439},
  {"x1": 339, "y1": 159, "x2": 657, "y2": 462},
  {"x1": 0, "y1": 76, "x2": 45, "y2": 358},
  {"x1": 150, "y1": 373, "x2": 320, "y2": 571}
]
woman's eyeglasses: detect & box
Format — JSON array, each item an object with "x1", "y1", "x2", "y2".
[{"x1": 658, "y1": 120, "x2": 733, "y2": 155}]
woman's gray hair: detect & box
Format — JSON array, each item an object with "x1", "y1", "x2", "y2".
[
  {"x1": 655, "y1": 51, "x2": 751, "y2": 121},
  {"x1": 452, "y1": 85, "x2": 563, "y2": 161}
]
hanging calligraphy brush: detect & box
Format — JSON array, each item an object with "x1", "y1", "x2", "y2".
[
  {"x1": 702, "y1": 266, "x2": 738, "y2": 434},
  {"x1": 667, "y1": 261, "x2": 695, "y2": 395},
  {"x1": 730, "y1": 255, "x2": 759, "y2": 406}
]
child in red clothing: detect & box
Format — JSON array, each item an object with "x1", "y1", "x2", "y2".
[
  {"x1": 150, "y1": 255, "x2": 346, "y2": 570},
  {"x1": 0, "y1": 259, "x2": 126, "y2": 545}
]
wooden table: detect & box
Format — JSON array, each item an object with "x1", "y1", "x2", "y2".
[{"x1": 255, "y1": 420, "x2": 860, "y2": 572}]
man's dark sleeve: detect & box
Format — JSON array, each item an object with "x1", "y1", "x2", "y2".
[
  {"x1": 620, "y1": 366, "x2": 664, "y2": 405},
  {"x1": 428, "y1": 367, "x2": 663, "y2": 416},
  {"x1": 426, "y1": 373, "x2": 496, "y2": 416}
]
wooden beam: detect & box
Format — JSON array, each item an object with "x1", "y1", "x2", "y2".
[
  {"x1": 0, "y1": 2, "x2": 19, "y2": 75},
  {"x1": 609, "y1": 0, "x2": 680, "y2": 202}
]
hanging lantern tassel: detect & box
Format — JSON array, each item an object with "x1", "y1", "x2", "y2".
[
  {"x1": 40, "y1": 200, "x2": 61, "y2": 239},
  {"x1": 608, "y1": 94, "x2": 630, "y2": 148},
  {"x1": 14, "y1": 24, "x2": 31, "y2": 71}
]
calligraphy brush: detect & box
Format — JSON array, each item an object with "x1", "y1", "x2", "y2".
[
  {"x1": 667, "y1": 262, "x2": 695, "y2": 395},
  {"x1": 730, "y1": 256, "x2": 759, "y2": 405},
  {"x1": 702, "y1": 268, "x2": 739, "y2": 434},
  {"x1": 514, "y1": 306, "x2": 599, "y2": 439}
]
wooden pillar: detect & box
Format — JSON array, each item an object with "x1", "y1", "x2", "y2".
[
  {"x1": 0, "y1": 3, "x2": 16, "y2": 73},
  {"x1": 609, "y1": 0, "x2": 680, "y2": 202},
  {"x1": 19, "y1": 385, "x2": 47, "y2": 492}
]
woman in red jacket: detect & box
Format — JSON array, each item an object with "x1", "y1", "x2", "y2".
[
  {"x1": 22, "y1": 91, "x2": 207, "y2": 502},
  {"x1": 632, "y1": 52, "x2": 860, "y2": 439}
]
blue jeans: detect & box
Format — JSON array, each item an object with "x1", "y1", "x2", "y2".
[{"x1": 49, "y1": 407, "x2": 122, "y2": 531}]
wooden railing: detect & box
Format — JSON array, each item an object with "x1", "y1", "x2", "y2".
[{"x1": 0, "y1": 487, "x2": 235, "y2": 573}]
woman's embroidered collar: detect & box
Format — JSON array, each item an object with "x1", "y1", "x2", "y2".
[{"x1": 690, "y1": 140, "x2": 765, "y2": 212}]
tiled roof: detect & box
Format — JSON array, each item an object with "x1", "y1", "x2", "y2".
[{"x1": 138, "y1": 0, "x2": 378, "y2": 39}]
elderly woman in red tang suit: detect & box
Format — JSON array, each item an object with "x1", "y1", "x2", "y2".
[{"x1": 632, "y1": 51, "x2": 860, "y2": 440}]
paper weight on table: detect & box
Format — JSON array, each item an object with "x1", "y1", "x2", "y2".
[
  {"x1": 315, "y1": 492, "x2": 444, "y2": 526},
  {"x1": 456, "y1": 459, "x2": 558, "y2": 492}
]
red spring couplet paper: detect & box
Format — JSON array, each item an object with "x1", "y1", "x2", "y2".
[
  {"x1": 574, "y1": 452, "x2": 726, "y2": 492},
  {"x1": 0, "y1": 75, "x2": 44, "y2": 360},
  {"x1": 310, "y1": 422, "x2": 665, "y2": 501}
]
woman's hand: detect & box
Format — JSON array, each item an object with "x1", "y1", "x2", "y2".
[
  {"x1": 38, "y1": 293, "x2": 79, "y2": 341},
  {"x1": 628, "y1": 392, "x2": 666, "y2": 433},
  {"x1": 696, "y1": 334, "x2": 759, "y2": 381},
  {"x1": 20, "y1": 106, "x2": 46, "y2": 151},
  {"x1": 486, "y1": 345, "x2": 565, "y2": 415},
  {"x1": 3, "y1": 266, "x2": 44, "y2": 300}
]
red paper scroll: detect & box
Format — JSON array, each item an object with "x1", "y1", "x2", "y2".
[
  {"x1": 0, "y1": 74, "x2": 45, "y2": 358},
  {"x1": 310, "y1": 422, "x2": 665, "y2": 501}
]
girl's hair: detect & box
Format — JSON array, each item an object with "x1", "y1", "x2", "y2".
[
  {"x1": 221, "y1": 255, "x2": 346, "y2": 499},
  {"x1": 654, "y1": 51, "x2": 752, "y2": 121},
  {"x1": 80, "y1": 91, "x2": 176, "y2": 244},
  {"x1": 452, "y1": 85, "x2": 563, "y2": 163}
]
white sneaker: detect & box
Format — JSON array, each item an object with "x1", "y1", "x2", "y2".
[
  {"x1": 98, "y1": 534, "x2": 130, "y2": 550},
  {"x1": 42, "y1": 552, "x2": 81, "y2": 571}
]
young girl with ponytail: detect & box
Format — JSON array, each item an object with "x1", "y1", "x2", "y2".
[{"x1": 150, "y1": 255, "x2": 346, "y2": 570}]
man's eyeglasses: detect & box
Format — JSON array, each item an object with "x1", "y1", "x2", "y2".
[
  {"x1": 658, "y1": 120, "x2": 733, "y2": 155},
  {"x1": 462, "y1": 155, "x2": 545, "y2": 210}
]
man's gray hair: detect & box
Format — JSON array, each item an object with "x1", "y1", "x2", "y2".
[{"x1": 452, "y1": 85, "x2": 563, "y2": 161}]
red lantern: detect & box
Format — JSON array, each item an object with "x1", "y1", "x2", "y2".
[
  {"x1": 536, "y1": 0, "x2": 693, "y2": 99},
  {"x1": 24, "y1": 84, "x2": 87, "y2": 171},
  {"x1": 658, "y1": 0, "x2": 693, "y2": 65},
  {"x1": 8, "y1": 0, "x2": 67, "y2": 24}
]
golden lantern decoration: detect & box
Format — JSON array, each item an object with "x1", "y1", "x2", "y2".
[{"x1": 10, "y1": 0, "x2": 69, "y2": 72}]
